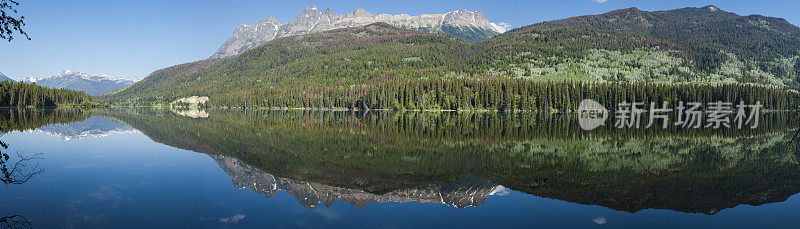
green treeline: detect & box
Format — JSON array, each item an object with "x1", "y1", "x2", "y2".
[
  {"x1": 0, "y1": 81, "x2": 93, "y2": 107},
  {"x1": 212, "y1": 78, "x2": 800, "y2": 111},
  {"x1": 0, "y1": 108, "x2": 90, "y2": 133}
]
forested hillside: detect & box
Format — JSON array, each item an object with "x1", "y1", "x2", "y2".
[
  {"x1": 100, "y1": 6, "x2": 800, "y2": 110},
  {"x1": 102, "y1": 23, "x2": 472, "y2": 104},
  {"x1": 479, "y1": 6, "x2": 800, "y2": 86}
]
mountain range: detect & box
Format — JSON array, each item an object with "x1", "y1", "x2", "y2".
[
  {"x1": 0, "y1": 72, "x2": 13, "y2": 82},
  {"x1": 22, "y1": 70, "x2": 138, "y2": 96},
  {"x1": 101, "y1": 5, "x2": 800, "y2": 105},
  {"x1": 211, "y1": 6, "x2": 502, "y2": 58}
]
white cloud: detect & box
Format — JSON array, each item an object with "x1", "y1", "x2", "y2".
[
  {"x1": 593, "y1": 0, "x2": 608, "y2": 3},
  {"x1": 315, "y1": 209, "x2": 342, "y2": 221},
  {"x1": 593, "y1": 216, "x2": 608, "y2": 224},
  {"x1": 205, "y1": 214, "x2": 246, "y2": 223},
  {"x1": 490, "y1": 22, "x2": 513, "y2": 33}
]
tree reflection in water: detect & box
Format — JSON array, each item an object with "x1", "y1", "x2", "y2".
[
  {"x1": 0, "y1": 215, "x2": 31, "y2": 229},
  {"x1": 0, "y1": 108, "x2": 86, "y2": 186},
  {"x1": 97, "y1": 109, "x2": 800, "y2": 214},
  {"x1": 1, "y1": 134, "x2": 45, "y2": 229},
  {"x1": 0, "y1": 140, "x2": 43, "y2": 186}
]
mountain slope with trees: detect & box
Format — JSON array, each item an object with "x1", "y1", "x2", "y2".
[
  {"x1": 100, "y1": 6, "x2": 800, "y2": 110},
  {"x1": 478, "y1": 6, "x2": 800, "y2": 86},
  {"x1": 102, "y1": 23, "x2": 472, "y2": 104}
]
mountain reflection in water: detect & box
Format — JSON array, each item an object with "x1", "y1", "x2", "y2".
[
  {"x1": 214, "y1": 155, "x2": 501, "y2": 209},
  {"x1": 95, "y1": 109, "x2": 800, "y2": 214},
  {"x1": 3, "y1": 108, "x2": 800, "y2": 216}
]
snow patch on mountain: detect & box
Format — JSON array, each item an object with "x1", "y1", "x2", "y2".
[
  {"x1": 211, "y1": 6, "x2": 504, "y2": 58},
  {"x1": 21, "y1": 70, "x2": 139, "y2": 95}
]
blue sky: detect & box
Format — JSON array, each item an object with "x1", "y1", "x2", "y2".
[{"x1": 1, "y1": 0, "x2": 799, "y2": 80}]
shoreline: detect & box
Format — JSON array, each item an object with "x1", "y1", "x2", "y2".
[{"x1": 112, "y1": 106, "x2": 800, "y2": 113}]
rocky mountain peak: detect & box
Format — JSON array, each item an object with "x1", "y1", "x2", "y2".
[
  {"x1": 306, "y1": 5, "x2": 318, "y2": 12},
  {"x1": 252, "y1": 17, "x2": 281, "y2": 29},
  {"x1": 702, "y1": 5, "x2": 720, "y2": 12},
  {"x1": 266, "y1": 16, "x2": 279, "y2": 24},
  {"x1": 278, "y1": 5, "x2": 337, "y2": 38},
  {"x1": 352, "y1": 8, "x2": 373, "y2": 17},
  {"x1": 324, "y1": 7, "x2": 337, "y2": 16},
  {"x1": 453, "y1": 9, "x2": 472, "y2": 14},
  {"x1": 300, "y1": 5, "x2": 322, "y2": 16},
  {"x1": 211, "y1": 6, "x2": 503, "y2": 58},
  {"x1": 443, "y1": 9, "x2": 496, "y2": 31}
]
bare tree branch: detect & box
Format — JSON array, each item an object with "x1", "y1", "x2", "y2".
[
  {"x1": 0, "y1": 215, "x2": 32, "y2": 229},
  {"x1": 0, "y1": 140, "x2": 44, "y2": 185},
  {"x1": 1, "y1": 153, "x2": 43, "y2": 185}
]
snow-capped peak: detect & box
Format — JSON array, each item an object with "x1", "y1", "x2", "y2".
[
  {"x1": 20, "y1": 77, "x2": 38, "y2": 82},
  {"x1": 34, "y1": 70, "x2": 137, "y2": 83},
  {"x1": 212, "y1": 6, "x2": 504, "y2": 58},
  {"x1": 20, "y1": 70, "x2": 139, "y2": 95}
]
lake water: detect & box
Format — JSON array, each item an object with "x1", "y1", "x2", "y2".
[{"x1": 1, "y1": 108, "x2": 799, "y2": 228}]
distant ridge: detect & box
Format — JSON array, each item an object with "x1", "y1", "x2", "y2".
[
  {"x1": 0, "y1": 72, "x2": 13, "y2": 82},
  {"x1": 21, "y1": 70, "x2": 138, "y2": 96},
  {"x1": 211, "y1": 6, "x2": 503, "y2": 58}
]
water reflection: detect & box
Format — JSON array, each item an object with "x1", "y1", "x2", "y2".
[
  {"x1": 2, "y1": 108, "x2": 799, "y2": 217},
  {"x1": 0, "y1": 109, "x2": 91, "y2": 134},
  {"x1": 95, "y1": 109, "x2": 800, "y2": 214},
  {"x1": 0, "y1": 215, "x2": 32, "y2": 229},
  {"x1": 0, "y1": 108, "x2": 137, "y2": 141},
  {"x1": 33, "y1": 116, "x2": 138, "y2": 141},
  {"x1": 0, "y1": 145, "x2": 43, "y2": 186},
  {"x1": 214, "y1": 155, "x2": 499, "y2": 209},
  {"x1": 0, "y1": 109, "x2": 81, "y2": 185},
  {"x1": 0, "y1": 109, "x2": 86, "y2": 229}
]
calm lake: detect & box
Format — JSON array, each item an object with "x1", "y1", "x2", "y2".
[{"x1": 1, "y1": 108, "x2": 799, "y2": 228}]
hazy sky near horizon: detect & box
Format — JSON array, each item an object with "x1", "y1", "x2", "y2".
[{"x1": 1, "y1": 0, "x2": 798, "y2": 80}]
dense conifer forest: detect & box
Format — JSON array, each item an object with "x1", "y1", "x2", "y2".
[
  {"x1": 211, "y1": 78, "x2": 800, "y2": 111},
  {"x1": 0, "y1": 81, "x2": 93, "y2": 107}
]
